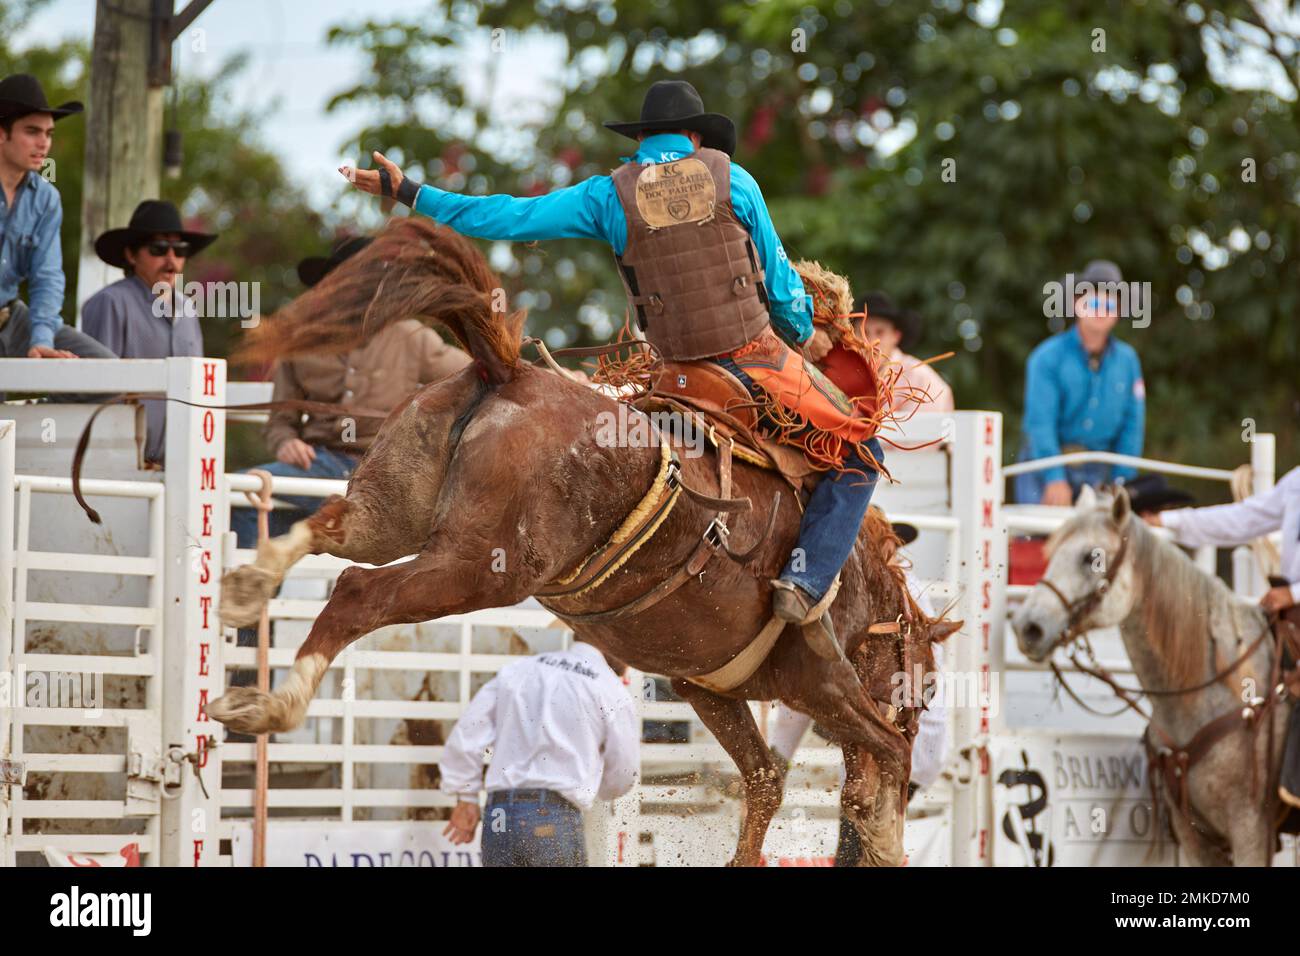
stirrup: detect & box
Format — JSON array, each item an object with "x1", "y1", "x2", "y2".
[{"x1": 772, "y1": 576, "x2": 843, "y2": 662}]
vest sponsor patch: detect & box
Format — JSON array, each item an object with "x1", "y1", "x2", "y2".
[{"x1": 635, "y1": 157, "x2": 716, "y2": 227}]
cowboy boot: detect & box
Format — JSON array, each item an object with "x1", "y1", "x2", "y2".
[{"x1": 772, "y1": 579, "x2": 841, "y2": 661}]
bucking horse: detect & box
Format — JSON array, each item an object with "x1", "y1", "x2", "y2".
[{"x1": 206, "y1": 218, "x2": 959, "y2": 867}]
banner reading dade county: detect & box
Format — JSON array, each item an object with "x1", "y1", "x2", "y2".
[{"x1": 231, "y1": 822, "x2": 481, "y2": 867}]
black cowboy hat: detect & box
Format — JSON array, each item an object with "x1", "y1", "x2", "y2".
[
  {"x1": 0, "y1": 73, "x2": 83, "y2": 122},
  {"x1": 296, "y1": 235, "x2": 374, "y2": 288},
  {"x1": 1121, "y1": 473, "x2": 1195, "y2": 515},
  {"x1": 857, "y1": 291, "x2": 923, "y2": 354},
  {"x1": 94, "y1": 200, "x2": 218, "y2": 269},
  {"x1": 603, "y1": 80, "x2": 737, "y2": 157}
]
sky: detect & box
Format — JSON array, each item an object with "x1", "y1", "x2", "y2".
[{"x1": 14, "y1": 0, "x2": 566, "y2": 209}]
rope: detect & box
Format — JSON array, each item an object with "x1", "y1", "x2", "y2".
[{"x1": 1232, "y1": 464, "x2": 1280, "y2": 579}]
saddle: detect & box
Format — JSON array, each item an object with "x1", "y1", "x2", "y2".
[{"x1": 636, "y1": 359, "x2": 819, "y2": 495}]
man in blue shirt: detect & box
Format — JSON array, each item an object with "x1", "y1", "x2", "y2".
[
  {"x1": 342, "y1": 80, "x2": 882, "y2": 660},
  {"x1": 0, "y1": 74, "x2": 114, "y2": 360},
  {"x1": 1015, "y1": 259, "x2": 1146, "y2": 505}
]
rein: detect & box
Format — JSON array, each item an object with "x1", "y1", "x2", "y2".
[
  {"x1": 1037, "y1": 521, "x2": 1291, "y2": 860},
  {"x1": 71, "y1": 392, "x2": 392, "y2": 523}
]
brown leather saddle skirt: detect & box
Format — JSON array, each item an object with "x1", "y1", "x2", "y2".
[{"x1": 636, "y1": 359, "x2": 818, "y2": 494}]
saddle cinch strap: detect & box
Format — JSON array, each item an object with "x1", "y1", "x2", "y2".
[{"x1": 536, "y1": 431, "x2": 778, "y2": 618}]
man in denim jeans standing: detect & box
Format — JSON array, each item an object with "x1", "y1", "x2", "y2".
[{"x1": 440, "y1": 641, "x2": 639, "y2": 866}]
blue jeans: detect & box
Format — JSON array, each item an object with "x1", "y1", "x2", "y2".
[
  {"x1": 715, "y1": 357, "x2": 882, "y2": 602},
  {"x1": 230, "y1": 446, "x2": 359, "y2": 549},
  {"x1": 481, "y1": 790, "x2": 587, "y2": 867}
]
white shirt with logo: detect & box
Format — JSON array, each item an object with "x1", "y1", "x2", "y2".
[{"x1": 439, "y1": 641, "x2": 640, "y2": 810}]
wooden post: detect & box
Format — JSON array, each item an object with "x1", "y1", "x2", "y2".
[{"x1": 76, "y1": 0, "x2": 165, "y2": 321}]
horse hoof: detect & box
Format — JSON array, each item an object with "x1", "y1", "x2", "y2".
[
  {"x1": 219, "y1": 565, "x2": 280, "y2": 628},
  {"x1": 208, "y1": 687, "x2": 277, "y2": 735}
]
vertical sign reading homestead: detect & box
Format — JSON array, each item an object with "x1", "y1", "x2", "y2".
[{"x1": 162, "y1": 358, "x2": 227, "y2": 866}]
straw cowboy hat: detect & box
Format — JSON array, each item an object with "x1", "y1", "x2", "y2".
[
  {"x1": 603, "y1": 80, "x2": 737, "y2": 156},
  {"x1": 94, "y1": 200, "x2": 218, "y2": 269}
]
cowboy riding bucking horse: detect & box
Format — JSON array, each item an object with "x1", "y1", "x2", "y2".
[{"x1": 341, "y1": 80, "x2": 885, "y2": 658}]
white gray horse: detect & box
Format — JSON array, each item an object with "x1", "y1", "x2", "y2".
[{"x1": 1012, "y1": 486, "x2": 1291, "y2": 866}]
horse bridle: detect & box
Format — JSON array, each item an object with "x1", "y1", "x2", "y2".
[{"x1": 1038, "y1": 527, "x2": 1132, "y2": 645}]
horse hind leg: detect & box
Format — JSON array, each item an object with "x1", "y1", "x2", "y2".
[
  {"x1": 211, "y1": 545, "x2": 535, "y2": 735},
  {"x1": 672, "y1": 679, "x2": 784, "y2": 867},
  {"x1": 219, "y1": 493, "x2": 395, "y2": 629}
]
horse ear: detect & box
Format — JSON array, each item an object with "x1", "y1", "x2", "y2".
[
  {"x1": 1075, "y1": 484, "x2": 1097, "y2": 512},
  {"x1": 1111, "y1": 485, "x2": 1132, "y2": 526},
  {"x1": 927, "y1": 618, "x2": 963, "y2": 644}
]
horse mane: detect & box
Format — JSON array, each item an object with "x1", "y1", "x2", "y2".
[
  {"x1": 237, "y1": 217, "x2": 526, "y2": 382},
  {"x1": 1051, "y1": 511, "x2": 1253, "y2": 689},
  {"x1": 862, "y1": 506, "x2": 929, "y2": 625}
]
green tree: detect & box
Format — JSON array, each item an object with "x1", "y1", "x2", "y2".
[{"x1": 332, "y1": 0, "x2": 1298, "y2": 484}]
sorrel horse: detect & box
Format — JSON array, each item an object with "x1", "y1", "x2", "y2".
[
  {"x1": 1012, "y1": 487, "x2": 1293, "y2": 865},
  {"x1": 208, "y1": 219, "x2": 958, "y2": 866}
]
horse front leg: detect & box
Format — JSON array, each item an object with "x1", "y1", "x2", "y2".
[
  {"x1": 210, "y1": 545, "x2": 535, "y2": 735},
  {"x1": 672, "y1": 679, "x2": 784, "y2": 867},
  {"x1": 842, "y1": 744, "x2": 908, "y2": 867}
]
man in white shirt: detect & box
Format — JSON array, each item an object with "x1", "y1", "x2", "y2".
[
  {"x1": 1145, "y1": 465, "x2": 1300, "y2": 807},
  {"x1": 439, "y1": 640, "x2": 640, "y2": 866},
  {"x1": 1146, "y1": 465, "x2": 1300, "y2": 615}
]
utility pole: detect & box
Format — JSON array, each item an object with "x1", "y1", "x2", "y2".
[
  {"x1": 76, "y1": 0, "x2": 215, "y2": 322},
  {"x1": 77, "y1": 0, "x2": 161, "y2": 321}
]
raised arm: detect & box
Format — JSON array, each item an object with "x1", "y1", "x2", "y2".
[{"x1": 341, "y1": 150, "x2": 617, "y2": 245}]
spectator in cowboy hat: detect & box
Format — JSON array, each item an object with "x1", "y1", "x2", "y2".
[
  {"x1": 857, "y1": 291, "x2": 953, "y2": 415},
  {"x1": 0, "y1": 73, "x2": 114, "y2": 360},
  {"x1": 1015, "y1": 259, "x2": 1146, "y2": 506},
  {"x1": 439, "y1": 640, "x2": 639, "y2": 866},
  {"x1": 1121, "y1": 473, "x2": 1195, "y2": 519},
  {"x1": 81, "y1": 200, "x2": 219, "y2": 463},
  {"x1": 228, "y1": 234, "x2": 470, "y2": 549}
]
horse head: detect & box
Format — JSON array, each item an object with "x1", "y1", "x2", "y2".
[{"x1": 1012, "y1": 485, "x2": 1142, "y2": 662}]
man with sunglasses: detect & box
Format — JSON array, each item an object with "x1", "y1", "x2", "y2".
[
  {"x1": 0, "y1": 73, "x2": 114, "y2": 360},
  {"x1": 1016, "y1": 259, "x2": 1146, "y2": 506},
  {"x1": 82, "y1": 199, "x2": 218, "y2": 462}
]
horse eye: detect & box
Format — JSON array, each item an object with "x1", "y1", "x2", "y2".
[{"x1": 1081, "y1": 550, "x2": 1099, "y2": 568}]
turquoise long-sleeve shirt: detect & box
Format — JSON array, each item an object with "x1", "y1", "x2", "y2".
[
  {"x1": 410, "y1": 133, "x2": 813, "y2": 345},
  {"x1": 1018, "y1": 324, "x2": 1146, "y2": 485}
]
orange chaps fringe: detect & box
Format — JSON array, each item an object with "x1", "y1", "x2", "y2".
[{"x1": 724, "y1": 327, "x2": 890, "y2": 477}]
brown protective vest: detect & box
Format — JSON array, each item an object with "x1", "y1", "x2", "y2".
[{"x1": 611, "y1": 147, "x2": 771, "y2": 361}]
